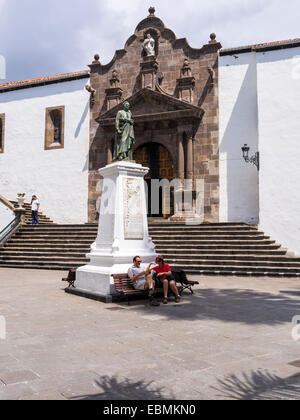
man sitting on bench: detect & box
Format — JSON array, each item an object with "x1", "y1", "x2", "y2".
[{"x1": 128, "y1": 256, "x2": 160, "y2": 306}]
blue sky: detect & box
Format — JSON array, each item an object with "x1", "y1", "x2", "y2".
[{"x1": 0, "y1": 0, "x2": 299, "y2": 82}]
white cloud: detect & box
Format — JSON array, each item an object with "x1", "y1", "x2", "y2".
[
  {"x1": 0, "y1": 0, "x2": 299, "y2": 81},
  {"x1": 0, "y1": 0, "x2": 5, "y2": 13}
]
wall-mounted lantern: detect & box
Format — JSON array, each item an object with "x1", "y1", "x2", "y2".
[{"x1": 241, "y1": 144, "x2": 259, "y2": 171}]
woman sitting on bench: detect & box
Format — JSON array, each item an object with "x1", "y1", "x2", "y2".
[{"x1": 151, "y1": 256, "x2": 181, "y2": 304}]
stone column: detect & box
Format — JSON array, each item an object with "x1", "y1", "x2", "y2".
[
  {"x1": 186, "y1": 134, "x2": 193, "y2": 181},
  {"x1": 177, "y1": 133, "x2": 185, "y2": 186},
  {"x1": 171, "y1": 129, "x2": 201, "y2": 224}
]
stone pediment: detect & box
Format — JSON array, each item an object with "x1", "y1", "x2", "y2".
[{"x1": 97, "y1": 88, "x2": 204, "y2": 126}]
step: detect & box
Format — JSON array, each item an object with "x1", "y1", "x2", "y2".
[
  {"x1": 148, "y1": 222, "x2": 256, "y2": 227},
  {"x1": 155, "y1": 253, "x2": 299, "y2": 262},
  {"x1": 149, "y1": 225, "x2": 259, "y2": 231},
  {"x1": 1, "y1": 246, "x2": 91, "y2": 252},
  {"x1": 176, "y1": 268, "x2": 300, "y2": 278},
  {"x1": 0, "y1": 255, "x2": 89, "y2": 263},
  {"x1": 150, "y1": 234, "x2": 269, "y2": 241},
  {"x1": 10, "y1": 235, "x2": 95, "y2": 241},
  {"x1": 155, "y1": 243, "x2": 281, "y2": 249},
  {"x1": 149, "y1": 230, "x2": 264, "y2": 236},
  {"x1": 155, "y1": 248, "x2": 285, "y2": 255},
  {"x1": 6, "y1": 240, "x2": 94, "y2": 246},
  {"x1": 152, "y1": 239, "x2": 277, "y2": 245},
  {"x1": 0, "y1": 263, "x2": 82, "y2": 270},
  {"x1": 162, "y1": 258, "x2": 300, "y2": 268},
  {"x1": 164, "y1": 263, "x2": 300, "y2": 273},
  {"x1": 0, "y1": 250, "x2": 89, "y2": 257},
  {"x1": 20, "y1": 227, "x2": 98, "y2": 232}
]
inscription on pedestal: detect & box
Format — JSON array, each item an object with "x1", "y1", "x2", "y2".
[{"x1": 123, "y1": 178, "x2": 144, "y2": 240}]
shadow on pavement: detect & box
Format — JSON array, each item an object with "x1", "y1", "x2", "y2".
[
  {"x1": 212, "y1": 370, "x2": 300, "y2": 400},
  {"x1": 130, "y1": 288, "x2": 300, "y2": 325},
  {"x1": 72, "y1": 375, "x2": 171, "y2": 400}
]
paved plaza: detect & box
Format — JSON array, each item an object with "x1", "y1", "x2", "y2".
[{"x1": 0, "y1": 268, "x2": 300, "y2": 400}]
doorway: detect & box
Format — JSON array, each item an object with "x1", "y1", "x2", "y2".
[{"x1": 134, "y1": 143, "x2": 174, "y2": 217}]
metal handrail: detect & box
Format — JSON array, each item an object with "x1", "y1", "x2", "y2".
[{"x1": 0, "y1": 214, "x2": 21, "y2": 246}]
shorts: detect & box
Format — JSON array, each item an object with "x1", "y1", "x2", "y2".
[
  {"x1": 153, "y1": 273, "x2": 175, "y2": 282},
  {"x1": 133, "y1": 279, "x2": 146, "y2": 290}
]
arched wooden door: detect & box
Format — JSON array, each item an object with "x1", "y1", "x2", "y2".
[{"x1": 134, "y1": 143, "x2": 174, "y2": 217}]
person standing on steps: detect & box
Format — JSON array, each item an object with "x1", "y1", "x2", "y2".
[{"x1": 31, "y1": 195, "x2": 40, "y2": 226}]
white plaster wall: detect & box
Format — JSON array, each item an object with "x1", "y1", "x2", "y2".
[
  {"x1": 219, "y1": 52, "x2": 259, "y2": 223},
  {"x1": 257, "y1": 47, "x2": 300, "y2": 256},
  {"x1": 0, "y1": 202, "x2": 14, "y2": 232},
  {"x1": 0, "y1": 79, "x2": 90, "y2": 224}
]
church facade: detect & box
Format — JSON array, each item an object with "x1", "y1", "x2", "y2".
[{"x1": 0, "y1": 8, "x2": 300, "y2": 256}]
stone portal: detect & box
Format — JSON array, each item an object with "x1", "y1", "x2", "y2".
[{"x1": 88, "y1": 7, "x2": 221, "y2": 224}]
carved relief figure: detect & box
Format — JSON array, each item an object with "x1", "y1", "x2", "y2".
[
  {"x1": 143, "y1": 33, "x2": 155, "y2": 56},
  {"x1": 113, "y1": 101, "x2": 135, "y2": 161}
]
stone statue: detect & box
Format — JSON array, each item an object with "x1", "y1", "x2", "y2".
[
  {"x1": 113, "y1": 101, "x2": 135, "y2": 161},
  {"x1": 143, "y1": 33, "x2": 155, "y2": 56}
]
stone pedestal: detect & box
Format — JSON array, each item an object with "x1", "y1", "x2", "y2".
[
  {"x1": 170, "y1": 186, "x2": 203, "y2": 225},
  {"x1": 74, "y1": 161, "x2": 157, "y2": 302},
  {"x1": 14, "y1": 207, "x2": 27, "y2": 225}
]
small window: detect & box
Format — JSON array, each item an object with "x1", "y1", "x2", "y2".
[
  {"x1": 0, "y1": 114, "x2": 4, "y2": 153},
  {"x1": 45, "y1": 106, "x2": 65, "y2": 150}
]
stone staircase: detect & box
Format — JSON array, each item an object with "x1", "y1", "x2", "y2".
[
  {"x1": 0, "y1": 208, "x2": 300, "y2": 276},
  {"x1": 149, "y1": 222, "x2": 300, "y2": 277},
  {"x1": 0, "y1": 224, "x2": 98, "y2": 270},
  {"x1": 11, "y1": 202, "x2": 54, "y2": 225}
]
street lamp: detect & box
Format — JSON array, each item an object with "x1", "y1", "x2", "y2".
[{"x1": 241, "y1": 144, "x2": 259, "y2": 171}]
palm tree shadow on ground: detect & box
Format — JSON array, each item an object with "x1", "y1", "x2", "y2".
[
  {"x1": 72, "y1": 375, "x2": 173, "y2": 400},
  {"x1": 212, "y1": 370, "x2": 300, "y2": 400}
]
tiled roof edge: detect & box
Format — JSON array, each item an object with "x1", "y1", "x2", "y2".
[
  {"x1": 220, "y1": 38, "x2": 300, "y2": 56},
  {"x1": 0, "y1": 71, "x2": 90, "y2": 93}
]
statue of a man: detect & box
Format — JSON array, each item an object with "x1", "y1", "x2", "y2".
[
  {"x1": 143, "y1": 33, "x2": 155, "y2": 56},
  {"x1": 113, "y1": 101, "x2": 135, "y2": 162}
]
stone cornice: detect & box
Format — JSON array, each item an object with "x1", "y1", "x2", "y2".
[
  {"x1": 98, "y1": 87, "x2": 204, "y2": 122},
  {"x1": 98, "y1": 108, "x2": 204, "y2": 127}
]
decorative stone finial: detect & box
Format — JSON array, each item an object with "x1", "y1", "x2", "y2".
[
  {"x1": 209, "y1": 33, "x2": 216, "y2": 43},
  {"x1": 148, "y1": 6, "x2": 155, "y2": 16},
  {"x1": 93, "y1": 54, "x2": 100, "y2": 62}
]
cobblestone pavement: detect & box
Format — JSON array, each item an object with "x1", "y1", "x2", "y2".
[{"x1": 0, "y1": 268, "x2": 300, "y2": 400}]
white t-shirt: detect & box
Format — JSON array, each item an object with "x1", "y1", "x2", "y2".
[
  {"x1": 31, "y1": 199, "x2": 40, "y2": 211},
  {"x1": 127, "y1": 264, "x2": 146, "y2": 283}
]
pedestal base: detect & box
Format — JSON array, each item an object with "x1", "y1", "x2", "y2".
[
  {"x1": 170, "y1": 212, "x2": 203, "y2": 225},
  {"x1": 74, "y1": 161, "x2": 157, "y2": 301}
]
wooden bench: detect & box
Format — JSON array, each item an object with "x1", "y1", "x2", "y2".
[
  {"x1": 112, "y1": 273, "x2": 183, "y2": 305},
  {"x1": 62, "y1": 269, "x2": 76, "y2": 288}
]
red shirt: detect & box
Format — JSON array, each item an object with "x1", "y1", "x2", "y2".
[{"x1": 152, "y1": 264, "x2": 171, "y2": 280}]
